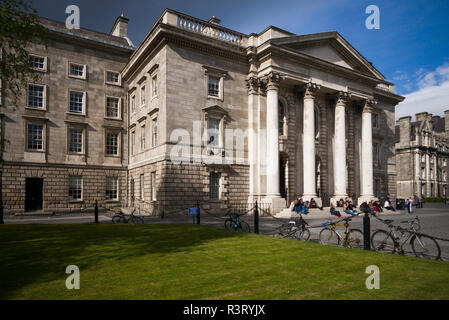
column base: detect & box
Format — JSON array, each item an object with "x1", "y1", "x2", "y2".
[
  {"x1": 261, "y1": 195, "x2": 286, "y2": 214},
  {"x1": 357, "y1": 195, "x2": 377, "y2": 206},
  {"x1": 301, "y1": 195, "x2": 322, "y2": 208}
]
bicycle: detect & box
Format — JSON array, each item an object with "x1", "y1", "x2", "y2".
[
  {"x1": 370, "y1": 216, "x2": 441, "y2": 260},
  {"x1": 276, "y1": 214, "x2": 311, "y2": 241},
  {"x1": 224, "y1": 214, "x2": 250, "y2": 232},
  {"x1": 319, "y1": 217, "x2": 363, "y2": 248},
  {"x1": 112, "y1": 208, "x2": 145, "y2": 224}
]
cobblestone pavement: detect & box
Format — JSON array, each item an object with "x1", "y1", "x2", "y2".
[{"x1": 4, "y1": 203, "x2": 449, "y2": 260}]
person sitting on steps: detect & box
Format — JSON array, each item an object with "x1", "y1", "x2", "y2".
[
  {"x1": 343, "y1": 200, "x2": 359, "y2": 216},
  {"x1": 330, "y1": 203, "x2": 342, "y2": 217}
]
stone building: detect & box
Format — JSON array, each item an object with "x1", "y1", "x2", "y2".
[
  {"x1": 123, "y1": 9, "x2": 403, "y2": 215},
  {"x1": 396, "y1": 111, "x2": 449, "y2": 199},
  {"x1": 0, "y1": 15, "x2": 134, "y2": 214},
  {"x1": 1, "y1": 9, "x2": 405, "y2": 215}
]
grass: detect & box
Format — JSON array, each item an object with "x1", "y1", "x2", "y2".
[{"x1": 1, "y1": 224, "x2": 449, "y2": 300}]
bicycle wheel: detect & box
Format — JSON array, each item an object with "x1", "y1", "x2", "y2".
[
  {"x1": 346, "y1": 229, "x2": 363, "y2": 249},
  {"x1": 224, "y1": 219, "x2": 234, "y2": 230},
  {"x1": 319, "y1": 228, "x2": 340, "y2": 246},
  {"x1": 371, "y1": 230, "x2": 396, "y2": 253},
  {"x1": 296, "y1": 228, "x2": 311, "y2": 241},
  {"x1": 112, "y1": 215, "x2": 124, "y2": 223},
  {"x1": 239, "y1": 221, "x2": 251, "y2": 233},
  {"x1": 411, "y1": 234, "x2": 441, "y2": 260},
  {"x1": 131, "y1": 216, "x2": 144, "y2": 224}
]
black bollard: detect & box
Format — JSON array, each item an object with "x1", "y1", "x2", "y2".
[
  {"x1": 363, "y1": 211, "x2": 370, "y2": 250},
  {"x1": 196, "y1": 201, "x2": 200, "y2": 225},
  {"x1": 254, "y1": 201, "x2": 259, "y2": 234},
  {"x1": 94, "y1": 200, "x2": 98, "y2": 224}
]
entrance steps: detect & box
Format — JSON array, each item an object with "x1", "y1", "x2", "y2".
[{"x1": 275, "y1": 207, "x2": 333, "y2": 219}]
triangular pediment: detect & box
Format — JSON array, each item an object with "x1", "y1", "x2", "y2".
[{"x1": 271, "y1": 32, "x2": 385, "y2": 80}]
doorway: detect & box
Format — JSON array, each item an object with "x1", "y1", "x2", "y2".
[{"x1": 25, "y1": 178, "x2": 43, "y2": 212}]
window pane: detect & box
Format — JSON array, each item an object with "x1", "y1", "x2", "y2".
[
  {"x1": 210, "y1": 172, "x2": 220, "y2": 200},
  {"x1": 30, "y1": 56, "x2": 45, "y2": 70},
  {"x1": 106, "y1": 132, "x2": 119, "y2": 155},
  {"x1": 207, "y1": 119, "x2": 220, "y2": 146},
  {"x1": 106, "y1": 97, "x2": 119, "y2": 118},
  {"x1": 141, "y1": 125, "x2": 145, "y2": 150},
  {"x1": 27, "y1": 124, "x2": 43, "y2": 150},
  {"x1": 69, "y1": 128, "x2": 83, "y2": 153},
  {"x1": 141, "y1": 86, "x2": 146, "y2": 105},
  {"x1": 70, "y1": 63, "x2": 84, "y2": 77},
  {"x1": 28, "y1": 85, "x2": 44, "y2": 108},
  {"x1": 106, "y1": 71, "x2": 119, "y2": 83},
  {"x1": 208, "y1": 76, "x2": 220, "y2": 96},
  {"x1": 152, "y1": 118, "x2": 158, "y2": 146},
  {"x1": 69, "y1": 176, "x2": 82, "y2": 200},
  {"x1": 151, "y1": 172, "x2": 156, "y2": 201},
  {"x1": 152, "y1": 75, "x2": 157, "y2": 96},
  {"x1": 106, "y1": 177, "x2": 118, "y2": 200},
  {"x1": 140, "y1": 174, "x2": 145, "y2": 201},
  {"x1": 69, "y1": 91, "x2": 84, "y2": 113}
]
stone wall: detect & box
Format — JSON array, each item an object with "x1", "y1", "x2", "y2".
[{"x1": 2, "y1": 163, "x2": 126, "y2": 214}]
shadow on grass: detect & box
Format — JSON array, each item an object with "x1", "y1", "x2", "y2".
[{"x1": 0, "y1": 224, "x2": 243, "y2": 299}]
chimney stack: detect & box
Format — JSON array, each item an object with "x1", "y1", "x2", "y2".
[
  {"x1": 445, "y1": 110, "x2": 449, "y2": 132},
  {"x1": 415, "y1": 112, "x2": 428, "y2": 123},
  {"x1": 397, "y1": 116, "x2": 412, "y2": 145},
  {"x1": 110, "y1": 13, "x2": 129, "y2": 38}
]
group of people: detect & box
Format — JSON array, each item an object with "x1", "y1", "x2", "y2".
[
  {"x1": 291, "y1": 197, "x2": 319, "y2": 215},
  {"x1": 330, "y1": 197, "x2": 359, "y2": 217}
]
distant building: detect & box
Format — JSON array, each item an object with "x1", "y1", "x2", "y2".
[{"x1": 395, "y1": 111, "x2": 449, "y2": 199}]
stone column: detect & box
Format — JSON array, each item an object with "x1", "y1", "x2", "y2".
[
  {"x1": 358, "y1": 99, "x2": 376, "y2": 204},
  {"x1": 331, "y1": 91, "x2": 350, "y2": 205},
  {"x1": 302, "y1": 82, "x2": 322, "y2": 206},
  {"x1": 246, "y1": 77, "x2": 259, "y2": 203},
  {"x1": 262, "y1": 72, "x2": 286, "y2": 213}
]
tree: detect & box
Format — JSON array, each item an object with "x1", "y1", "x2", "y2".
[{"x1": 0, "y1": 0, "x2": 48, "y2": 224}]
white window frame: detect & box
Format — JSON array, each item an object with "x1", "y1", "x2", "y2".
[
  {"x1": 140, "y1": 85, "x2": 146, "y2": 107},
  {"x1": 26, "y1": 122, "x2": 45, "y2": 152},
  {"x1": 203, "y1": 66, "x2": 227, "y2": 101},
  {"x1": 106, "y1": 176, "x2": 119, "y2": 201},
  {"x1": 29, "y1": 54, "x2": 47, "y2": 72},
  {"x1": 105, "y1": 129, "x2": 120, "y2": 157},
  {"x1": 67, "y1": 126, "x2": 85, "y2": 154},
  {"x1": 209, "y1": 172, "x2": 221, "y2": 200},
  {"x1": 151, "y1": 116, "x2": 158, "y2": 148},
  {"x1": 104, "y1": 70, "x2": 121, "y2": 86},
  {"x1": 27, "y1": 84, "x2": 47, "y2": 110},
  {"x1": 207, "y1": 75, "x2": 222, "y2": 100},
  {"x1": 151, "y1": 172, "x2": 157, "y2": 201},
  {"x1": 151, "y1": 74, "x2": 158, "y2": 98},
  {"x1": 140, "y1": 174, "x2": 145, "y2": 201},
  {"x1": 141, "y1": 123, "x2": 146, "y2": 151},
  {"x1": 105, "y1": 96, "x2": 121, "y2": 120},
  {"x1": 68, "y1": 61, "x2": 86, "y2": 79},
  {"x1": 68, "y1": 90, "x2": 87, "y2": 115},
  {"x1": 68, "y1": 175, "x2": 83, "y2": 201}
]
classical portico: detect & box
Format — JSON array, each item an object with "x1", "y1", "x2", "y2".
[{"x1": 247, "y1": 70, "x2": 384, "y2": 213}]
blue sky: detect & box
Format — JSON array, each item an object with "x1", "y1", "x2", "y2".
[{"x1": 33, "y1": 0, "x2": 449, "y2": 119}]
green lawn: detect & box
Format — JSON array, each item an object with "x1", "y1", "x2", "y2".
[{"x1": 1, "y1": 224, "x2": 448, "y2": 300}]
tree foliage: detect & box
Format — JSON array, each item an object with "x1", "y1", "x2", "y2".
[{"x1": 0, "y1": 0, "x2": 48, "y2": 104}]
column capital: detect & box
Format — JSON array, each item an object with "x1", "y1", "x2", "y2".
[
  {"x1": 363, "y1": 98, "x2": 377, "y2": 113},
  {"x1": 246, "y1": 77, "x2": 259, "y2": 95},
  {"x1": 265, "y1": 71, "x2": 281, "y2": 91},
  {"x1": 336, "y1": 91, "x2": 350, "y2": 106},
  {"x1": 304, "y1": 82, "x2": 320, "y2": 100}
]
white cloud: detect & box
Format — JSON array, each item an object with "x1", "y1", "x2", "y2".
[{"x1": 395, "y1": 64, "x2": 449, "y2": 120}]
